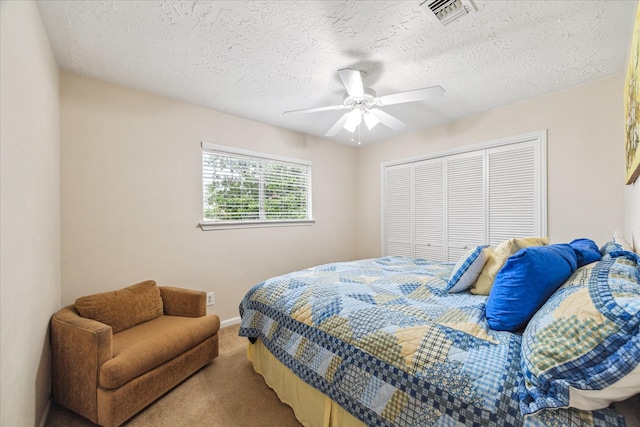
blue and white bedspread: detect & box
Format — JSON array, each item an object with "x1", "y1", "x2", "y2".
[{"x1": 238, "y1": 256, "x2": 624, "y2": 427}]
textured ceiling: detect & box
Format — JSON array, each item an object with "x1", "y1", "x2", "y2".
[{"x1": 36, "y1": 0, "x2": 637, "y2": 145}]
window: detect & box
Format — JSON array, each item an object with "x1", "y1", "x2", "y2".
[{"x1": 201, "y1": 142, "x2": 313, "y2": 230}]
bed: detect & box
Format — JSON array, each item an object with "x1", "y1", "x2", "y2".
[{"x1": 238, "y1": 239, "x2": 640, "y2": 426}]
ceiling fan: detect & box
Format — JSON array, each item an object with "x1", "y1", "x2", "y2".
[{"x1": 283, "y1": 69, "x2": 445, "y2": 137}]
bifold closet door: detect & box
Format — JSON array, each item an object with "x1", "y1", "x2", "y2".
[
  {"x1": 414, "y1": 158, "x2": 445, "y2": 261},
  {"x1": 382, "y1": 132, "x2": 546, "y2": 261},
  {"x1": 384, "y1": 164, "x2": 413, "y2": 257},
  {"x1": 487, "y1": 141, "x2": 541, "y2": 245},
  {"x1": 446, "y1": 151, "x2": 485, "y2": 261}
]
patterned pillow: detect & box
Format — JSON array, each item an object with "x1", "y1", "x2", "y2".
[
  {"x1": 471, "y1": 236, "x2": 549, "y2": 295},
  {"x1": 520, "y1": 251, "x2": 640, "y2": 415},
  {"x1": 446, "y1": 245, "x2": 492, "y2": 293},
  {"x1": 600, "y1": 239, "x2": 623, "y2": 256}
]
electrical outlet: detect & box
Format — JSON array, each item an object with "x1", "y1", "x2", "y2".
[{"x1": 206, "y1": 292, "x2": 214, "y2": 306}]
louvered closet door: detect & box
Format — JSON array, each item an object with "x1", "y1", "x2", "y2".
[
  {"x1": 414, "y1": 158, "x2": 445, "y2": 261},
  {"x1": 384, "y1": 164, "x2": 413, "y2": 257},
  {"x1": 447, "y1": 152, "x2": 486, "y2": 261},
  {"x1": 488, "y1": 141, "x2": 540, "y2": 246},
  {"x1": 382, "y1": 132, "x2": 546, "y2": 261}
]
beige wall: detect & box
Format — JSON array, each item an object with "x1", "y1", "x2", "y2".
[
  {"x1": 60, "y1": 72, "x2": 358, "y2": 322},
  {"x1": 0, "y1": 1, "x2": 61, "y2": 426},
  {"x1": 355, "y1": 76, "x2": 627, "y2": 259},
  {"x1": 61, "y1": 72, "x2": 634, "y2": 322}
]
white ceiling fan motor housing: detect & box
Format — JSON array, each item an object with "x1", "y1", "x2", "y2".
[{"x1": 344, "y1": 88, "x2": 377, "y2": 110}]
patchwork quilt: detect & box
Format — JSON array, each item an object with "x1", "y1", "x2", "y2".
[{"x1": 238, "y1": 256, "x2": 625, "y2": 426}]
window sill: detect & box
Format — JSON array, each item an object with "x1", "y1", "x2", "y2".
[{"x1": 199, "y1": 219, "x2": 315, "y2": 231}]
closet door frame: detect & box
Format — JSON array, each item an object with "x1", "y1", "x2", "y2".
[{"x1": 381, "y1": 130, "x2": 547, "y2": 259}]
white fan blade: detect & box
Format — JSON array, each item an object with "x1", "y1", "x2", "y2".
[
  {"x1": 338, "y1": 69, "x2": 364, "y2": 98},
  {"x1": 325, "y1": 111, "x2": 351, "y2": 136},
  {"x1": 283, "y1": 104, "x2": 347, "y2": 115},
  {"x1": 368, "y1": 109, "x2": 406, "y2": 131},
  {"x1": 378, "y1": 86, "x2": 445, "y2": 106}
]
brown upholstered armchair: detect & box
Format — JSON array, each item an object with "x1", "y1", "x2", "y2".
[{"x1": 51, "y1": 280, "x2": 220, "y2": 427}]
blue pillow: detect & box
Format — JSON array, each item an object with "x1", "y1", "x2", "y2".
[
  {"x1": 485, "y1": 244, "x2": 577, "y2": 332},
  {"x1": 447, "y1": 245, "x2": 491, "y2": 293},
  {"x1": 569, "y1": 238, "x2": 601, "y2": 267}
]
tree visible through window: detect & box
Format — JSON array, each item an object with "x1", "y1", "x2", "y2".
[{"x1": 202, "y1": 145, "x2": 312, "y2": 224}]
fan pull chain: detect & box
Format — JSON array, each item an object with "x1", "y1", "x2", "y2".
[{"x1": 351, "y1": 123, "x2": 362, "y2": 145}]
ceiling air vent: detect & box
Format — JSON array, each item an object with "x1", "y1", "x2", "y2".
[{"x1": 419, "y1": 0, "x2": 478, "y2": 25}]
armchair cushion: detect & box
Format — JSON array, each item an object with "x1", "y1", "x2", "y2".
[
  {"x1": 160, "y1": 286, "x2": 206, "y2": 317},
  {"x1": 100, "y1": 314, "x2": 220, "y2": 389},
  {"x1": 75, "y1": 280, "x2": 163, "y2": 333}
]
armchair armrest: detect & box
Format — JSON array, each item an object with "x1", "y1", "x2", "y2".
[
  {"x1": 51, "y1": 305, "x2": 113, "y2": 424},
  {"x1": 159, "y1": 286, "x2": 206, "y2": 317}
]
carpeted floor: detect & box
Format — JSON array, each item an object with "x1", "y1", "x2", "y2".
[
  {"x1": 44, "y1": 323, "x2": 640, "y2": 427},
  {"x1": 45, "y1": 324, "x2": 303, "y2": 427}
]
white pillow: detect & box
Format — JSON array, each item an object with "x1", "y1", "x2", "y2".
[
  {"x1": 447, "y1": 245, "x2": 493, "y2": 293},
  {"x1": 613, "y1": 229, "x2": 634, "y2": 252}
]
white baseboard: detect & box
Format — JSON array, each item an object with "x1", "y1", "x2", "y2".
[{"x1": 221, "y1": 316, "x2": 241, "y2": 328}]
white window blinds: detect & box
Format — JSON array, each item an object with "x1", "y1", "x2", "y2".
[
  {"x1": 201, "y1": 143, "x2": 313, "y2": 229},
  {"x1": 382, "y1": 131, "x2": 546, "y2": 261}
]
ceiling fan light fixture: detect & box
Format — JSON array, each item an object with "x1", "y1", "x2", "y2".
[
  {"x1": 343, "y1": 109, "x2": 362, "y2": 132},
  {"x1": 363, "y1": 111, "x2": 379, "y2": 130}
]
